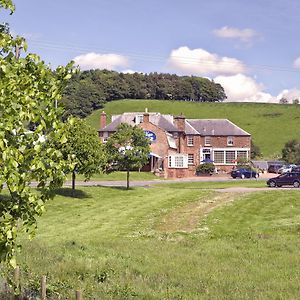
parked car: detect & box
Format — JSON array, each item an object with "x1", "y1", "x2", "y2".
[
  {"x1": 291, "y1": 166, "x2": 300, "y2": 172},
  {"x1": 267, "y1": 172, "x2": 300, "y2": 188},
  {"x1": 231, "y1": 168, "x2": 259, "y2": 179},
  {"x1": 277, "y1": 164, "x2": 297, "y2": 174},
  {"x1": 267, "y1": 164, "x2": 283, "y2": 173}
]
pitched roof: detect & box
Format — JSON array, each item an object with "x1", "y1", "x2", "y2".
[
  {"x1": 186, "y1": 119, "x2": 250, "y2": 136},
  {"x1": 99, "y1": 112, "x2": 178, "y2": 132},
  {"x1": 99, "y1": 112, "x2": 250, "y2": 136}
]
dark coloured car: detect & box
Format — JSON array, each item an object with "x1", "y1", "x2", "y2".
[
  {"x1": 268, "y1": 164, "x2": 283, "y2": 173},
  {"x1": 291, "y1": 166, "x2": 300, "y2": 172},
  {"x1": 267, "y1": 172, "x2": 300, "y2": 188},
  {"x1": 231, "y1": 168, "x2": 259, "y2": 179}
]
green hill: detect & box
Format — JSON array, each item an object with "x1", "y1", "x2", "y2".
[{"x1": 86, "y1": 99, "x2": 300, "y2": 159}]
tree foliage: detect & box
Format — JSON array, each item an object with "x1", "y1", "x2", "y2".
[
  {"x1": 59, "y1": 118, "x2": 106, "y2": 191},
  {"x1": 105, "y1": 124, "x2": 150, "y2": 189},
  {"x1": 250, "y1": 140, "x2": 262, "y2": 159},
  {"x1": 0, "y1": 0, "x2": 75, "y2": 266},
  {"x1": 62, "y1": 70, "x2": 227, "y2": 118},
  {"x1": 282, "y1": 139, "x2": 300, "y2": 164}
]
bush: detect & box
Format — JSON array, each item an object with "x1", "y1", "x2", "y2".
[{"x1": 196, "y1": 163, "x2": 215, "y2": 174}]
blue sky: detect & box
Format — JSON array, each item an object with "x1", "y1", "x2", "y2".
[{"x1": 2, "y1": 0, "x2": 300, "y2": 102}]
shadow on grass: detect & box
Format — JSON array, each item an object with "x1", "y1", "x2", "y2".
[
  {"x1": 54, "y1": 188, "x2": 91, "y2": 199},
  {"x1": 95, "y1": 185, "x2": 139, "y2": 191}
]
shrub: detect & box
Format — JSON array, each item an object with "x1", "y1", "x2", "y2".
[{"x1": 196, "y1": 163, "x2": 215, "y2": 174}]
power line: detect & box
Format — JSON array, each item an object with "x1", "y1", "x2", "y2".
[{"x1": 27, "y1": 38, "x2": 300, "y2": 74}]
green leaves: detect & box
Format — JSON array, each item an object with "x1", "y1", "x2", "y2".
[
  {"x1": 105, "y1": 123, "x2": 150, "y2": 178},
  {"x1": 0, "y1": 0, "x2": 76, "y2": 267}
]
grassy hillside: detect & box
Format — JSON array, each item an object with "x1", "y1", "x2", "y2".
[
  {"x1": 12, "y1": 184, "x2": 300, "y2": 299},
  {"x1": 86, "y1": 100, "x2": 300, "y2": 159}
]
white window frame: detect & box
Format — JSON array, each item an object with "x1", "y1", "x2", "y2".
[
  {"x1": 188, "y1": 154, "x2": 194, "y2": 165},
  {"x1": 211, "y1": 148, "x2": 250, "y2": 165},
  {"x1": 168, "y1": 154, "x2": 188, "y2": 168},
  {"x1": 227, "y1": 136, "x2": 234, "y2": 146},
  {"x1": 187, "y1": 135, "x2": 194, "y2": 146},
  {"x1": 205, "y1": 136, "x2": 211, "y2": 146},
  {"x1": 135, "y1": 115, "x2": 144, "y2": 124}
]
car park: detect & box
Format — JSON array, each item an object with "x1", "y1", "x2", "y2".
[
  {"x1": 231, "y1": 168, "x2": 259, "y2": 179},
  {"x1": 267, "y1": 172, "x2": 300, "y2": 188}
]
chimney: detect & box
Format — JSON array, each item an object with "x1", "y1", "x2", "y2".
[
  {"x1": 143, "y1": 108, "x2": 149, "y2": 123},
  {"x1": 174, "y1": 113, "x2": 186, "y2": 132},
  {"x1": 100, "y1": 111, "x2": 107, "y2": 129}
]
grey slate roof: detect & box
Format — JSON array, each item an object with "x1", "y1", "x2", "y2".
[
  {"x1": 186, "y1": 119, "x2": 250, "y2": 136},
  {"x1": 99, "y1": 112, "x2": 178, "y2": 132},
  {"x1": 99, "y1": 112, "x2": 250, "y2": 136}
]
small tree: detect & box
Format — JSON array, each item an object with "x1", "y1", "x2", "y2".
[
  {"x1": 251, "y1": 140, "x2": 262, "y2": 159},
  {"x1": 279, "y1": 97, "x2": 288, "y2": 104},
  {"x1": 0, "y1": 0, "x2": 75, "y2": 266},
  {"x1": 105, "y1": 123, "x2": 150, "y2": 189},
  {"x1": 282, "y1": 139, "x2": 300, "y2": 164},
  {"x1": 60, "y1": 118, "x2": 106, "y2": 191}
]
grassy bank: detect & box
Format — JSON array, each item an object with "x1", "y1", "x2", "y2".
[
  {"x1": 86, "y1": 99, "x2": 300, "y2": 158},
  {"x1": 9, "y1": 184, "x2": 300, "y2": 299}
]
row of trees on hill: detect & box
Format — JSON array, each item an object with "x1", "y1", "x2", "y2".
[{"x1": 61, "y1": 70, "x2": 227, "y2": 118}]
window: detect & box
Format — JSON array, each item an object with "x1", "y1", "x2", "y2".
[
  {"x1": 227, "y1": 136, "x2": 234, "y2": 146},
  {"x1": 214, "y1": 151, "x2": 225, "y2": 164},
  {"x1": 187, "y1": 136, "x2": 194, "y2": 146},
  {"x1": 103, "y1": 132, "x2": 108, "y2": 143},
  {"x1": 225, "y1": 151, "x2": 236, "y2": 164},
  {"x1": 188, "y1": 154, "x2": 194, "y2": 165},
  {"x1": 205, "y1": 136, "x2": 211, "y2": 146},
  {"x1": 237, "y1": 150, "x2": 248, "y2": 160},
  {"x1": 168, "y1": 155, "x2": 188, "y2": 168},
  {"x1": 135, "y1": 115, "x2": 143, "y2": 124}
]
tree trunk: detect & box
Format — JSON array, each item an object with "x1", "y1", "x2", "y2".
[
  {"x1": 126, "y1": 170, "x2": 130, "y2": 190},
  {"x1": 72, "y1": 170, "x2": 76, "y2": 191}
]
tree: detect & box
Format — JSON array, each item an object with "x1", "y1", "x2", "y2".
[
  {"x1": 279, "y1": 97, "x2": 288, "y2": 104},
  {"x1": 60, "y1": 118, "x2": 106, "y2": 191},
  {"x1": 105, "y1": 124, "x2": 150, "y2": 189},
  {"x1": 282, "y1": 139, "x2": 300, "y2": 164},
  {"x1": 251, "y1": 140, "x2": 262, "y2": 159},
  {"x1": 292, "y1": 98, "x2": 299, "y2": 105},
  {"x1": 0, "y1": 0, "x2": 75, "y2": 266}
]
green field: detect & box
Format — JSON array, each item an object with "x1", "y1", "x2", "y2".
[
  {"x1": 9, "y1": 183, "x2": 300, "y2": 299},
  {"x1": 86, "y1": 99, "x2": 300, "y2": 159}
]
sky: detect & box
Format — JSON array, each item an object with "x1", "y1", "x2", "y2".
[{"x1": 2, "y1": 0, "x2": 300, "y2": 103}]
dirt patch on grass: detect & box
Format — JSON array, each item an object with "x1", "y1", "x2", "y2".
[{"x1": 155, "y1": 192, "x2": 239, "y2": 233}]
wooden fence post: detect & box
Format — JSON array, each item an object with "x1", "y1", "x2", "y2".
[
  {"x1": 40, "y1": 275, "x2": 46, "y2": 300},
  {"x1": 75, "y1": 290, "x2": 82, "y2": 300}
]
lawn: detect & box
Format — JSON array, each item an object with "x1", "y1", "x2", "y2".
[
  {"x1": 7, "y1": 183, "x2": 300, "y2": 299},
  {"x1": 86, "y1": 99, "x2": 300, "y2": 159}
]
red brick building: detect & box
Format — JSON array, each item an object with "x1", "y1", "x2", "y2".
[{"x1": 98, "y1": 111, "x2": 251, "y2": 178}]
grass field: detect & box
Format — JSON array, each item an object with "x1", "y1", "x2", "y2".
[
  {"x1": 86, "y1": 99, "x2": 300, "y2": 159},
  {"x1": 10, "y1": 183, "x2": 300, "y2": 299}
]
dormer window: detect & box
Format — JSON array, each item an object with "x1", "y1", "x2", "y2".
[
  {"x1": 227, "y1": 136, "x2": 234, "y2": 146},
  {"x1": 135, "y1": 115, "x2": 144, "y2": 124}
]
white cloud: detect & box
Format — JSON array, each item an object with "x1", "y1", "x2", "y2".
[
  {"x1": 213, "y1": 26, "x2": 259, "y2": 43},
  {"x1": 214, "y1": 74, "x2": 275, "y2": 103},
  {"x1": 167, "y1": 46, "x2": 246, "y2": 76},
  {"x1": 73, "y1": 52, "x2": 129, "y2": 70},
  {"x1": 293, "y1": 57, "x2": 300, "y2": 68}
]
